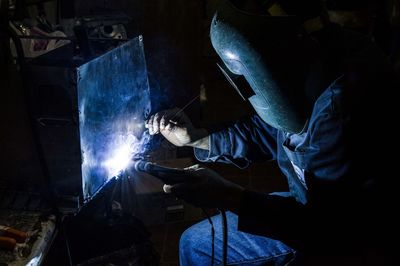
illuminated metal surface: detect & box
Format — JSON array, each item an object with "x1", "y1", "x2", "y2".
[{"x1": 77, "y1": 36, "x2": 151, "y2": 202}]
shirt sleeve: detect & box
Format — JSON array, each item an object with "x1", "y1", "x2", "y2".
[{"x1": 193, "y1": 115, "x2": 278, "y2": 168}]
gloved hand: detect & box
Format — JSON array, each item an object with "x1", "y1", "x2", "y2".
[
  {"x1": 145, "y1": 108, "x2": 209, "y2": 150},
  {"x1": 154, "y1": 164, "x2": 244, "y2": 211}
]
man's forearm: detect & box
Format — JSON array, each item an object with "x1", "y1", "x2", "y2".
[{"x1": 187, "y1": 128, "x2": 210, "y2": 150}]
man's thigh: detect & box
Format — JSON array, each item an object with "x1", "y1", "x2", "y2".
[{"x1": 179, "y1": 212, "x2": 298, "y2": 265}]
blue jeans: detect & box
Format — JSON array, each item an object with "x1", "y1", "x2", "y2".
[{"x1": 179, "y1": 212, "x2": 298, "y2": 265}]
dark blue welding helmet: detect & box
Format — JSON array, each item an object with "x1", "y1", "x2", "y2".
[{"x1": 211, "y1": 0, "x2": 324, "y2": 133}]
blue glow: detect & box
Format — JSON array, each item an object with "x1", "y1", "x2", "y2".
[
  {"x1": 224, "y1": 51, "x2": 238, "y2": 60},
  {"x1": 102, "y1": 129, "x2": 146, "y2": 179},
  {"x1": 77, "y1": 36, "x2": 151, "y2": 202},
  {"x1": 103, "y1": 143, "x2": 132, "y2": 178}
]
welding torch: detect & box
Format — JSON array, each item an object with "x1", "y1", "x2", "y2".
[
  {"x1": 134, "y1": 160, "x2": 188, "y2": 194},
  {"x1": 134, "y1": 160, "x2": 186, "y2": 185}
]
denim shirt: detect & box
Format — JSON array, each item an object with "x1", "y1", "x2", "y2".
[
  {"x1": 192, "y1": 77, "x2": 370, "y2": 244},
  {"x1": 194, "y1": 77, "x2": 347, "y2": 206}
]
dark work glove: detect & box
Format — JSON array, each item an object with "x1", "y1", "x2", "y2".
[{"x1": 151, "y1": 164, "x2": 244, "y2": 210}]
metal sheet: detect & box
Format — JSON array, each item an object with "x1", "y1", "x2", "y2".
[{"x1": 77, "y1": 36, "x2": 151, "y2": 202}]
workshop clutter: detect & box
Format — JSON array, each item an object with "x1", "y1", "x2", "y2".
[
  {"x1": 9, "y1": 20, "x2": 70, "y2": 58},
  {"x1": 0, "y1": 225, "x2": 27, "y2": 250}
]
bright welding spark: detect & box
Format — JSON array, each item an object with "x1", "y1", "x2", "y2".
[
  {"x1": 101, "y1": 128, "x2": 147, "y2": 179},
  {"x1": 224, "y1": 51, "x2": 238, "y2": 60},
  {"x1": 103, "y1": 142, "x2": 133, "y2": 179}
]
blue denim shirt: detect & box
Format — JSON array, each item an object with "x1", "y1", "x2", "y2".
[
  {"x1": 194, "y1": 77, "x2": 347, "y2": 206},
  {"x1": 193, "y1": 76, "x2": 387, "y2": 246}
]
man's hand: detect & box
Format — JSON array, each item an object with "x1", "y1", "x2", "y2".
[
  {"x1": 145, "y1": 108, "x2": 209, "y2": 150},
  {"x1": 153, "y1": 164, "x2": 244, "y2": 211}
]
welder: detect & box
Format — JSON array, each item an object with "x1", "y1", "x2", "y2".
[{"x1": 145, "y1": 0, "x2": 397, "y2": 264}]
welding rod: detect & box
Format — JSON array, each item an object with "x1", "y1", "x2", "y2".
[{"x1": 169, "y1": 94, "x2": 200, "y2": 122}]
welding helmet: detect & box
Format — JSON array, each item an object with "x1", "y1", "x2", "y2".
[{"x1": 211, "y1": 0, "x2": 325, "y2": 133}]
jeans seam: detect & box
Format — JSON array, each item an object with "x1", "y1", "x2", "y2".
[{"x1": 225, "y1": 250, "x2": 295, "y2": 265}]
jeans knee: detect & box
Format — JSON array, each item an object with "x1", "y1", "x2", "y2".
[
  {"x1": 179, "y1": 219, "x2": 217, "y2": 265},
  {"x1": 179, "y1": 227, "x2": 194, "y2": 254},
  {"x1": 179, "y1": 227, "x2": 196, "y2": 265}
]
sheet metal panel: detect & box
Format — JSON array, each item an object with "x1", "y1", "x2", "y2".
[{"x1": 77, "y1": 36, "x2": 151, "y2": 202}]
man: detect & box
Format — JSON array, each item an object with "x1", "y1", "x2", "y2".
[{"x1": 146, "y1": 0, "x2": 396, "y2": 265}]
